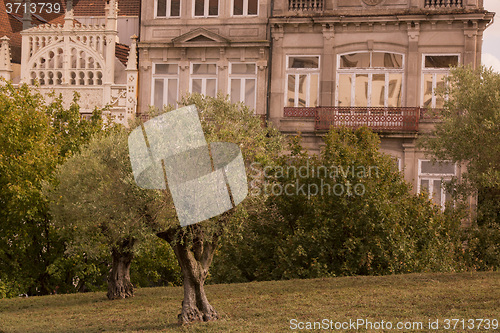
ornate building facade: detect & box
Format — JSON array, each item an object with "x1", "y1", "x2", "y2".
[
  {"x1": 0, "y1": 0, "x2": 139, "y2": 125},
  {"x1": 138, "y1": 0, "x2": 493, "y2": 210}
]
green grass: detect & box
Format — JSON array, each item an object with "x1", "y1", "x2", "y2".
[{"x1": 1, "y1": 272, "x2": 499, "y2": 332}]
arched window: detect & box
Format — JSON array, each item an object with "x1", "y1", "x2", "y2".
[
  {"x1": 28, "y1": 45, "x2": 104, "y2": 86},
  {"x1": 336, "y1": 51, "x2": 404, "y2": 108}
]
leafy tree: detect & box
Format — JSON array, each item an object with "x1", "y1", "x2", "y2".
[
  {"x1": 0, "y1": 82, "x2": 103, "y2": 297},
  {"x1": 48, "y1": 129, "x2": 171, "y2": 299},
  {"x1": 49, "y1": 93, "x2": 284, "y2": 319},
  {"x1": 212, "y1": 128, "x2": 465, "y2": 282},
  {"x1": 418, "y1": 66, "x2": 500, "y2": 268},
  {"x1": 154, "y1": 93, "x2": 283, "y2": 323}
]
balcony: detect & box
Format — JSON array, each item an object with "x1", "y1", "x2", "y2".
[
  {"x1": 424, "y1": 0, "x2": 463, "y2": 8},
  {"x1": 284, "y1": 107, "x2": 421, "y2": 132},
  {"x1": 288, "y1": 0, "x2": 324, "y2": 11}
]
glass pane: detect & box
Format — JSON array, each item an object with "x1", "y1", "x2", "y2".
[
  {"x1": 355, "y1": 74, "x2": 368, "y2": 107},
  {"x1": 167, "y1": 79, "x2": 177, "y2": 105},
  {"x1": 195, "y1": 0, "x2": 204, "y2": 16},
  {"x1": 155, "y1": 64, "x2": 177, "y2": 74},
  {"x1": 248, "y1": 0, "x2": 258, "y2": 15},
  {"x1": 337, "y1": 74, "x2": 351, "y2": 107},
  {"x1": 233, "y1": 0, "x2": 243, "y2": 15},
  {"x1": 231, "y1": 78, "x2": 241, "y2": 103},
  {"x1": 444, "y1": 181, "x2": 453, "y2": 204},
  {"x1": 309, "y1": 74, "x2": 318, "y2": 107},
  {"x1": 209, "y1": 0, "x2": 218, "y2": 15},
  {"x1": 192, "y1": 63, "x2": 217, "y2": 74},
  {"x1": 432, "y1": 179, "x2": 442, "y2": 206},
  {"x1": 157, "y1": 0, "x2": 166, "y2": 16},
  {"x1": 154, "y1": 79, "x2": 164, "y2": 109},
  {"x1": 298, "y1": 74, "x2": 307, "y2": 107},
  {"x1": 206, "y1": 79, "x2": 216, "y2": 97},
  {"x1": 289, "y1": 56, "x2": 319, "y2": 69},
  {"x1": 435, "y1": 74, "x2": 446, "y2": 108},
  {"x1": 388, "y1": 74, "x2": 402, "y2": 107},
  {"x1": 245, "y1": 79, "x2": 256, "y2": 110},
  {"x1": 423, "y1": 74, "x2": 433, "y2": 108},
  {"x1": 340, "y1": 53, "x2": 370, "y2": 68},
  {"x1": 372, "y1": 52, "x2": 403, "y2": 68},
  {"x1": 287, "y1": 74, "x2": 295, "y2": 107},
  {"x1": 425, "y1": 55, "x2": 459, "y2": 68},
  {"x1": 421, "y1": 161, "x2": 455, "y2": 175},
  {"x1": 371, "y1": 74, "x2": 385, "y2": 107},
  {"x1": 232, "y1": 63, "x2": 256, "y2": 74},
  {"x1": 420, "y1": 179, "x2": 429, "y2": 193},
  {"x1": 192, "y1": 79, "x2": 202, "y2": 93},
  {"x1": 171, "y1": 0, "x2": 180, "y2": 16}
]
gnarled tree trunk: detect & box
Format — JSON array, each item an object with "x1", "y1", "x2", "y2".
[
  {"x1": 158, "y1": 226, "x2": 219, "y2": 324},
  {"x1": 107, "y1": 238, "x2": 135, "y2": 300}
]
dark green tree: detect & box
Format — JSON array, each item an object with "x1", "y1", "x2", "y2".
[
  {"x1": 419, "y1": 65, "x2": 500, "y2": 268},
  {"x1": 0, "y1": 82, "x2": 103, "y2": 297},
  {"x1": 212, "y1": 127, "x2": 465, "y2": 282}
]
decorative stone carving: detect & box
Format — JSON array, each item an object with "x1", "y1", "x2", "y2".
[{"x1": 362, "y1": 0, "x2": 384, "y2": 5}]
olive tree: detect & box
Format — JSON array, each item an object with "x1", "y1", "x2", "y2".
[
  {"x1": 49, "y1": 129, "x2": 171, "y2": 299},
  {"x1": 49, "y1": 94, "x2": 284, "y2": 319},
  {"x1": 154, "y1": 94, "x2": 283, "y2": 323}
]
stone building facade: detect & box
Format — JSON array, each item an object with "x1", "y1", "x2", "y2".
[
  {"x1": 137, "y1": 0, "x2": 493, "y2": 208},
  {"x1": 0, "y1": 0, "x2": 139, "y2": 125},
  {"x1": 138, "y1": 0, "x2": 270, "y2": 117}
]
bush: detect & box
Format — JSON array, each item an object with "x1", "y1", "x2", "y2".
[{"x1": 211, "y1": 127, "x2": 465, "y2": 282}]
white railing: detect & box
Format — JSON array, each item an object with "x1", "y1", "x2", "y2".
[
  {"x1": 425, "y1": 0, "x2": 463, "y2": 8},
  {"x1": 288, "y1": 0, "x2": 324, "y2": 11}
]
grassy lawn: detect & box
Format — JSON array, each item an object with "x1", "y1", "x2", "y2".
[{"x1": 0, "y1": 272, "x2": 499, "y2": 332}]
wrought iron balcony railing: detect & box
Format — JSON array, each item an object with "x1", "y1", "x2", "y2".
[
  {"x1": 288, "y1": 0, "x2": 324, "y2": 11},
  {"x1": 424, "y1": 0, "x2": 463, "y2": 8},
  {"x1": 284, "y1": 106, "x2": 421, "y2": 132}
]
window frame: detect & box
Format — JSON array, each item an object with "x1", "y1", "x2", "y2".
[
  {"x1": 228, "y1": 62, "x2": 258, "y2": 112},
  {"x1": 420, "y1": 53, "x2": 461, "y2": 108},
  {"x1": 151, "y1": 62, "x2": 180, "y2": 109},
  {"x1": 193, "y1": 0, "x2": 219, "y2": 17},
  {"x1": 335, "y1": 51, "x2": 405, "y2": 108},
  {"x1": 189, "y1": 62, "x2": 218, "y2": 97},
  {"x1": 285, "y1": 55, "x2": 321, "y2": 108},
  {"x1": 154, "y1": 0, "x2": 181, "y2": 18},
  {"x1": 231, "y1": 0, "x2": 259, "y2": 17},
  {"x1": 417, "y1": 159, "x2": 456, "y2": 210}
]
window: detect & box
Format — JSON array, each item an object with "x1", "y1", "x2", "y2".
[
  {"x1": 395, "y1": 157, "x2": 403, "y2": 172},
  {"x1": 286, "y1": 56, "x2": 320, "y2": 107},
  {"x1": 194, "y1": 0, "x2": 218, "y2": 17},
  {"x1": 190, "y1": 63, "x2": 217, "y2": 97},
  {"x1": 152, "y1": 64, "x2": 179, "y2": 109},
  {"x1": 229, "y1": 63, "x2": 257, "y2": 111},
  {"x1": 418, "y1": 160, "x2": 456, "y2": 209},
  {"x1": 336, "y1": 51, "x2": 404, "y2": 108},
  {"x1": 233, "y1": 0, "x2": 258, "y2": 16},
  {"x1": 156, "y1": 0, "x2": 180, "y2": 17},
  {"x1": 421, "y1": 55, "x2": 459, "y2": 108}
]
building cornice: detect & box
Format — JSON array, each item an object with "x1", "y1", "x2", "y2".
[{"x1": 270, "y1": 11, "x2": 494, "y2": 25}]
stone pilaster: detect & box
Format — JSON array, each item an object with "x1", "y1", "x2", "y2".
[
  {"x1": 321, "y1": 24, "x2": 335, "y2": 107},
  {"x1": 407, "y1": 22, "x2": 420, "y2": 107},
  {"x1": 126, "y1": 35, "x2": 139, "y2": 124},
  {"x1": 0, "y1": 37, "x2": 12, "y2": 82},
  {"x1": 269, "y1": 24, "x2": 284, "y2": 124}
]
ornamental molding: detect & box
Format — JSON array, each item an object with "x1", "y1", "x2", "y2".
[{"x1": 362, "y1": 0, "x2": 384, "y2": 6}]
